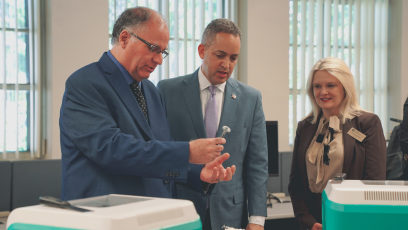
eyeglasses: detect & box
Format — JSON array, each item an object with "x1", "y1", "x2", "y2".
[{"x1": 129, "y1": 32, "x2": 169, "y2": 59}]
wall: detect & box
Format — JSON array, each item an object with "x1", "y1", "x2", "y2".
[
  {"x1": 400, "y1": 1, "x2": 408, "y2": 110},
  {"x1": 45, "y1": 0, "x2": 109, "y2": 159},
  {"x1": 388, "y1": 0, "x2": 408, "y2": 132},
  {"x1": 238, "y1": 0, "x2": 291, "y2": 152},
  {"x1": 44, "y1": 0, "x2": 408, "y2": 160}
]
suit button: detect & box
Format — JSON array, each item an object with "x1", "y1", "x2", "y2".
[
  {"x1": 175, "y1": 173, "x2": 180, "y2": 177},
  {"x1": 165, "y1": 172, "x2": 169, "y2": 177},
  {"x1": 163, "y1": 180, "x2": 169, "y2": 184}
]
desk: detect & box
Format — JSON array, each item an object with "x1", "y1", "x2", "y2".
[
  {"x1": 0, "y1": 217, "x2": 7, "y2": 230},
  {"x1": 266, "y1": 202, "x2": 295, "y2": 220},
  {"x1": 265, "y1": 202, "x2": 299, "y2": 230}
]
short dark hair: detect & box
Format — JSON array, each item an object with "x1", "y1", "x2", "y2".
[
  {"x1": 201, "y1": 18, "x2": 241, "y2": 46},
  {"x1": 111, "y1": 7, "x2": 165, "y2": 46}
]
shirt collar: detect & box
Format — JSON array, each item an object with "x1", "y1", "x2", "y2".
[
  {"x1": 198, "y1": 67, "x2": 226, "y2": 93},
  {"x1": 107, "y1": 50, "x2": 141, "y2": 88}
]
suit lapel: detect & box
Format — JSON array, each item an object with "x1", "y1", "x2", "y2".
[
  {"x1": 217, "y1": 79, "x2": 240, "y2": 136},
  {"x1": 182, "y1": 70, "x2": 207, "y2": 138},
  {"x1": 342, "y1": 118, "x2": 356, "y2": 176},
  {"x1": 98, "y1": 53, "x2": 154, "y2": 140}
]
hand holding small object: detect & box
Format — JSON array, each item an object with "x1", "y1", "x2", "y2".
[{"x1": 189, "y1": 138, "x2": 225, "y2": 164}]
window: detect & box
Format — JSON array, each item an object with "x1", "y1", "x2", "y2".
[
  {"x1": 0, "y1": 0, "x2": 40, "y2": 160},
  {"x1": 108, "y1": 0, "x2": 237, "y2": 86},
  {"x1": 289, "y1": 0, "x2": 389, "y2": 144}
]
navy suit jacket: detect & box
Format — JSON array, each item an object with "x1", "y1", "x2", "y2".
[
  {"x1": 60, "y1": 53, "x2": 204, "y2": 201},
  {"x1": 157, "y1": 69, "x2": 268, "y2": 229}
]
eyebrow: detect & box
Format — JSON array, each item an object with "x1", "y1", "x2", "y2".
[
  {"x1": 214, "y1": 50, "x2": 238, "y2": 56},
  {"x1": 154, "y1": 44, "x2": 168, "y2": 50},
  {"x1": 215, "y1": 50, "x2": 227, "y2": 54},
  {"x1": 313, "y1": 82, "x2": 337, "y2": 85},
  {"x1": 148, "y1": 40, "x2": 167, "y2": 50}
]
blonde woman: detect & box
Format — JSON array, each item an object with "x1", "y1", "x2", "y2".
[{"x1": 288, "y1": 57, "x2": 386, "y2": 230}]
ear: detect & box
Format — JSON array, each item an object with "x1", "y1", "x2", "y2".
[
  {"x1": 198, "y1": 44, "x2": 206, "y2": 59},
  {"x1": 118, "y1": 30, "x2": 131, "y2": 49}
]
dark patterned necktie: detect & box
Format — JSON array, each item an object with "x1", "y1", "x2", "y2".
[{"x1": 129, "y1": 81, "x2": 148, "y2": 122}]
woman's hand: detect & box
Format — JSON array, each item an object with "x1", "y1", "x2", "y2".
[{"x1": 311, "y1": 222, "x2": 322, "y2": 230}]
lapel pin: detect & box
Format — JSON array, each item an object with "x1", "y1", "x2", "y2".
[{"x1": 231, "y1": 94, "x2": 236, "y2": 99}]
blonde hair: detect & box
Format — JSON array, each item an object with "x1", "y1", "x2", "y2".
[{"x1": 305, "y1": 57, "x2": 364, "y2": 124}]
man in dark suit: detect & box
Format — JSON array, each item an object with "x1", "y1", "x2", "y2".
[
  {"x1": 158, "y1": 19, "x2": 268, "y2": 230},
  {"x1": 59, "y1": 7, "x2": 236, "y2": 201}
]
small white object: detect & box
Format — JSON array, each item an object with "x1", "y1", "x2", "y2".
[
  {"x1": 231, "y1": 94, "x2": 236, "y2": 99},
  {"x1": 220, "y1": 126, "x2": 231, "y2": 138}
]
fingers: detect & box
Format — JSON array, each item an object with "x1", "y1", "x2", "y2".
[
  {"x1": 202, "y1": 163, "x2": 236, "y2": 183},
  {"x1": 212, "y1": 137, "x2": 226, "y2": 145},
  {"x1": 200, "y1": 153, "x2": 236, "y2": 183},
  {"x1": 217, "y1": 164, "x2": 236, "y2": 182},
  {"x1": 215, "y1": 144, "x2": 224, "y2": 152},
  {"x1": 220, "y1": 168, "x2": 229, "y2": 181},
  {"x1": 206, "y1": 153, "x2": 230, "y2": 168},
  {"x1": 231, "y1": 165, "x2": 236, "y2": 175},
  {"x1": 188, "y1": 139, "x2": 224, "y2": 164},
  {"x1": 208, "y1": 145, "x2": 223, "y2": 161},
  {"x1": 209, "y1": 167, "x2": 218, "y2": 183},
  {"x1": 312, "y1": 223, "x2": 323, "y2": 230},
  {"x1": 223, "y1": 166, "x2": 234, "y2": 181},
  {"x1": 215, "y1": 153, "x2": 230, "y2": 164},
  {"x1": 218, "y1": 166, "x2": 225, "y2": 181},
  {"x1": 209, "y1": 138, "x2": 224, "y2": 153}
]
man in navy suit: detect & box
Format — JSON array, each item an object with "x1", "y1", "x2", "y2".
[
  {"x1": 59, "y1": 7, "x2": 236, "y2": 201},
  {"x1": 158, "y1": 19, "x2": 268, "y2": 230}
]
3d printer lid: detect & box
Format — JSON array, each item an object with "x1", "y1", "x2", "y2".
[{"x1": 324, "y1": 180, "x2": 408, "y2": 205}]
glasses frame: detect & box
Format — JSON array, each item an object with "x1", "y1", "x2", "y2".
[{"x1": 129, "y1": 32, "x2": 169, "y2": 59}]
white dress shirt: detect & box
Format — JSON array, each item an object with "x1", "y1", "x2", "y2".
[
  {"x1": 198, "y1": 67, "x2": 265, "y2": 227},
  {"x1": 198, "y1": 67, "x2": 226, "y2": 129}
]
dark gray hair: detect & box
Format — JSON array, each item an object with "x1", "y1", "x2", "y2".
[
  {"x1": 201, "y1": 18, "x2": 241, "y2": 46},
  {"x1": 111, "y1": 7, "x2": 166, "y2": 46}
]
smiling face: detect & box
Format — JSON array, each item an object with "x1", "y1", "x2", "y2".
[
  {"x1": 198, "y1": 32, "x2": 240, "y2": 85},
  {"x1": 312, "y1": 70, "x2": 345, "y2": 118},
  {"x1": 113, "y1": 16, "x2": 169, "y2": 82}
]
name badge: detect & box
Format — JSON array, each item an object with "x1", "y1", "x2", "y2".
[{"x1": 347, "y1": 128, "x2": 366, "y2": 142}]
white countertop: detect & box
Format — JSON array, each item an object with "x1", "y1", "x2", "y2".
[{"x1": 266, "y1": 202, "x2": 295, "y2": 220}]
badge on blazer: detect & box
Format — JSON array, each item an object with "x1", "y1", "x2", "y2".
[{"x1": 347, "y1": 127, "x2": 366, "y2": 142}]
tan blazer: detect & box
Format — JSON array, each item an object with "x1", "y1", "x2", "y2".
[{"x1": 288, "y1": 111, "x2": 386, "y2": 230}]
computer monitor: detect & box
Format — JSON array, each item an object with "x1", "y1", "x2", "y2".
[{"x1": 266, "y1": 121, "x2": 279, "y2": 176}]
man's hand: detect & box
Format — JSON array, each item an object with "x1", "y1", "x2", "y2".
[
  {"x1": 200, "y1": 153, "x2": 236, "y2": 183},
  {"x1": 246, "y1": 223, "x2": 264, "y2": 230},
  {"x1": 189, "y1": 138, "x2": 226, "y2": 164},
  {"x1": 311, "y1": 223, "x2": 322, "y2": 230}
]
